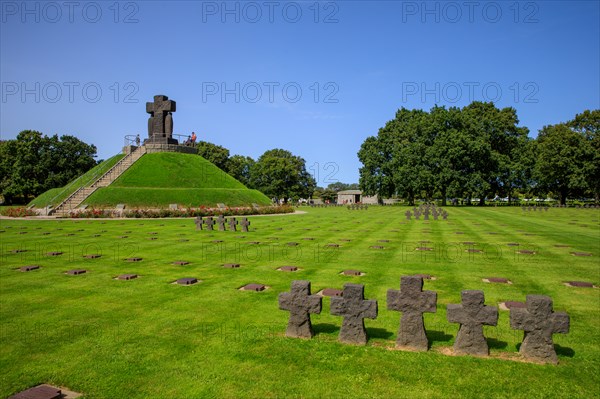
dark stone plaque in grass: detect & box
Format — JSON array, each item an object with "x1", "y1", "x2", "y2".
[
  {"x1": 339, "y1": 239, "x2": 352, "y2": 242},
  {"x1": 93, "y1": 234, "x2": 101, "y2": 237},
  {"x1": 176, "y1": 277, "x2": 198, "y2": 285},
  {"x1": 571, "y1": 252, "x2": 592, "y2": 257},
  {"x1": 241, "y1": 283, "x2": 266, "y2": 291},
  {"x1": 126, "y1": 257, "x2": 143, "y2": 262},
  {"x1": 286, "y1": 242, "x2": 299, "y2": 246},
  {"x1": 378, "y1": 240, "x2": 390, "y2": 243},
  {"x1": 447, "y1": 290, "x2": 498, "y2": 356},
  {"x1": 507, "y1": 243, "x2": 520, "y2": 247},
  {"x1": 510, "y1": 294, "x2": 570, "y2": 364},
  {"x1": 118, "y1": 274, "x2": 138, "y2": 280},
  {"x1": 179, "y1": 239, "x2": 189, "y2": 242},
  {"x1": 454, "y1": 232, "x2": 464, "y2": 235},
  {"x1": 321, "y1": 288, "x2": 343, "y2": 297},
  {"x1": 223, "y1": 263, "x2": 240, "y2": 268},
  {"x1": 370, "y1": 246, "x2": 385, "y2": 250},
  {"x1": 118, "y1": 236, "x2": 128, "y2": 239},
  {"x1": 66, "y1": 269, "x2": 87, "y2": 275},
  {"x1": 342, "y1": 270, "x2": 362, "y2": 276},
  {"x1": 462, "y1": 242, "x2": 477, "y2": 245},
  {"x1": 554, "y1": 244, "x2": 570, "y2": 248},
  {"x1": 564, "y1": 281, "x2": 595, "y2": 288},
  {"x1": 415, "y1": 247, "x2": 433, "y2": 251},
  {"x1": 9, "y1": 384, "x2": 62, "y2": 399},
  {"x1": 466, "y1": 249, "x2": 483, "y2": 253},
  {"x1": 19, "y1": 265, "x2": 40, "y2": 272},
  {"x1": 84, "y1": 254, "x2": 101, "y2": 259},
  {"x1": 212, "y1": 240, "x2": 224, "y2": 244},
  {"x1": 483, "y1": 277, "x2": 511, "y2": 284},
  {"x1": 387, "y1": 275, "x2": 437, "y2": 351},
  {"x1": 148, "y1": 237, "x2": 158, "y2": 240},
  {"x1": 11, "y1": 249, "x2": 27, "y2": 254},
  {"x1": 330, "y1": 283, "x2": 378, "y2": 345},
  {"x1": 326, "y1": 243, "x2": 340, "y2": 248},
  {"x1": 517, "y1": 250, "x2": 536, "y2": 255},
  {"x1": 42, "y1": 232, "x2": 50, "y2": 235},
  {"x1": 18, "y1": 231, "x2": 28, "y2": 235},
  {"x1": 148, "y1": 232, "x2": 158, "y2": 235},
  {"x1": 279, "y1": 280, "x2": 322, "y2": 338},
  {"x1": 46, "y1": 252, "x2": 63, "y2": 256},
  {"x1": 173, "y1": 261, "x2": 190, "y2": 265},
  {"x1": 279, "y1": 266, "x2": 299, "y2": 272},
  {"x1": 302, "y1": 237, "x2": 314, "y2": 240},
  {"x1": 248, "y1": 241, "x2": 260, "y2": 245}
]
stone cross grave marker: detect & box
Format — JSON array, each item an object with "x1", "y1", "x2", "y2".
[
  {"x1": 240, "y1": 217, "x2": 251, "y2": 232},
  {"x1": 447, "y1": 290, "x2": 498, "y2": 356},
  {"x1": 216, "y1": 215, "x2": 226, "y2": 231},
  {"x1": 279, "y1": 280, "x2": 322, "y2": 338},
  {"x1": 510, "y1": 295, "x2": 570, "y2": 364},
  {"x1": 331, "y1": 283, "x2": 378, "y2": 345},
  {"x1": 387, "y1": 275, "x2": 437, "y2": 351},
  {"x1": 405, "y1": 211, "x2": 412, "y2": 221},
  {"x1": 203, "y1": 216, "x2": 215, "y2": 231},
  {"x1": 228, "y1": 217, "x2": 238, "y2": 232},
  {"x1": 424, "y1": 210, "x2": 430, "y2": 220},
  {"x1": 146, "y1": 95, "x2": 176, "y2": 142},
  {"x1": 194, "y1": 216, "x2": 203, "y2": 231}
]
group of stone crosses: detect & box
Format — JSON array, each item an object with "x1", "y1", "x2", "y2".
[
  {"x1": 279, "y1": 276, "x2": 570, "y2": 364},
  {"x1": 194, "y1": 215, "x2": 250, "y2": 232},
  {"x1": 522, "y1": 205, "x2": 549, "y2": 212},
  {"x1": 347, "y1": 203, "x2": 369, "y2": 210},
  {"x1": 405, "y1": 204, "x2": 448, "y2": 221}
]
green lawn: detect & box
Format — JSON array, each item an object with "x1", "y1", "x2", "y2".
[{"x1": 0, "y1": 207, "x2": 598, "y2": 398}]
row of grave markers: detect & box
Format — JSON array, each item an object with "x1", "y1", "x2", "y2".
[
  {"x1": 278, "y1": 276, "x2": 570, "y2": 364},
  {"x1": 194, "y1": 216, "x2": 250, "y2": 232}
]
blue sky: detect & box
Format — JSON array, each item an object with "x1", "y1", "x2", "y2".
[{"x1": 1, "y1": 1, "x2": 598, "y2": 185}]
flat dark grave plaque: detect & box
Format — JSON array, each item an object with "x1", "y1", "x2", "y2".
[
  {"x1": 18, "y1": 231, "x2": 28, "y2": 234},
  {"x1": 242, "y1": 283, "x2": 266, "y2": 291},
  {"x1": 419, "y1": 240, "x2": 431, "y2": 244},
  {"x1": 118, "y1": 236, "x2": 128, "y2": 239},
  {"x1": 415, "y1": 247, "x2": 433, "y2": 251},
  {"x1": 66, "y1": 269, "x2": 87, "y2": 275},
  {"x1": 42, "y1": 232, "x2": 50, "y2": 235},
  {"x1": 462, "y1": 242, "x2": 477, "y2": 245},
  {"x1": 370, "y1": 246, "x2": 385, "y2": 249},
  {"x1": 302, "y1": 237, "x2": 314, "y2": 240},
  {"x1": 212, "y1": 240, "x2": 224, "y2": 243},
  {"x1": 46, "y1": 252, "x2": 63, "y2": 256},
  {"x1": 517, "y1": 250, "x2": 536, "y2": 255},
  {"x1": 176, "y1": 277, "x2": 198, "y2": 285},
  {"x1": 223, "y1": 263, "x2": 240, "y2": 268},
  {"x1": 378, "y1": 240, "x2": 390, "y2": 243},
  {"x1": 126, "y1": 257, "x2": 143, "y2": 262},
  {"x1": 467, "y1": 249, "x2": 483, "y2": 253},
  {"x1": 248, "y1": 241, "x2": 260, "y2": 245},
  {"x1": 571, "y1": 252, "x2": 592, "y2": 257},
  {"x1": 148, "y1": 237, "x2": 157, "y2": 240},
  {"x1": 148, "y1": 232, "x2": 158, "y2": 235},
  {"x1": 19, "y1": 265, "x2": 40, "y2": 272},
  {"x1": 173, "y1": 261, "x2": 190, "y2": 265},
  {"x1": 321, "y1": 288, "x2": 343, "y2": 297},
  {"x1": 279, "y1": 266, "x2": 298, "y2": 272},
  {"x1": 179, "y1": 239, "x2": 189, "y2": 242},
  {"x1": 326, "y1": 244, "x2": 339, "y2": 248},
  {"x1": 565, "y1": 281, "x2": 595, "y2": 288},
  {"x1": 484, "y1": 277, "x2": 511, "y2": 284},
  {"x1": 118, "y1": 274, "x2": 138, "y2": 280},
  {"x1": 286, "y1": 242, "x2": 299, "y2": 246},
  {"x1": 84, "y1": 254, "x2": 101, "y2": 259},
  {"x1": 93, "y1": 234, "x2": 101, "y2": 237},
  {"x1": 342, "y1": 270, "x2": 362, "y2": 276},
  {"x1": 11, "y1": 249, "x2": 27, "y2": 253},
  {"x1": 454, "y1": 232, "x2": 464, "y2": 234},
  {"x1": 339, "y1": 239, "x2": 352, "y2": 242},
  {"x1": 507, "y1": 243, "x2": 520, "y2": 247},
  {"x1": 66, "y1": 233, "x2": 75, "y2": 236},
  {"x1": 9, "y1": 384, "x2": 62, "y2": 399}
]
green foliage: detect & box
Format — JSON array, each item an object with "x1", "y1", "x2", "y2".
[
  {"x1": 250, "y1": 148, "x2": 316, "y2": 202},
  {"x1": 226, "y1": 154, "x2": 255, "y2": 188},
  {"x1": 0, "y1": 130, "x2": 97, "y2": 204},
  {"x1": 196, "y1": 140, "x2": 230, "y2": 171},
  {"x1": 327, "y1": 182, "x2": 359, "y2": 191}
]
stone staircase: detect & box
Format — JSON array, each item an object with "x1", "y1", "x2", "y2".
[{"x1": 50, "y1": 146, "x2": 147, "y2": 216}]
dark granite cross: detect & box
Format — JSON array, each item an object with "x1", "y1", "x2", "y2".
[
  {"x1": 387, "y1": 275, "x2": 437, "y2": 351},
  {"x1": 331, "y1": 283, "x2": 378, "y2": 345},
  {"x1": 146, "y1": 95, "x2": 176, "y2": 138},
  {"x1": 405, "y1": 211, "x2": 412, "y2": 221},
  {"x1": 203, "y1": 216, "x2": 215, "y2": 231},
  {"x1": 194, "y1": 216, "x2": 203, "y2": 231},
  {"x1": 216, "y1": 215, "x2": 226, "y2": 231},
  {"x1": 510, "y1": 295, "x2": 570, "y2": 364},
  {"x1": 228, "y1": 217, "x2": 238, "y2": 231},
  {"x1": 240, "y1": 217, "x2": 250, "y2": 232},
  {"x1": 278, "y1": 280, "x2": 322, "y2": 338},
  {"x1": 447, "y1": 290, "x2": 498, "y2": 356}
]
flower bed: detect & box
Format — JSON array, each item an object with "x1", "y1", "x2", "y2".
[{"x1": 66, "y1": 205, "x2": 294, "y2": 219}]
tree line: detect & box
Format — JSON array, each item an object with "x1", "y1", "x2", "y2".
[{"x1": 358, "y1": 103, "x2": 599, "y2": 206}]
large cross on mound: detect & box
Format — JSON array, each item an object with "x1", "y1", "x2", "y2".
[
  {"x1": 510, "y1": 295, "x2": 570, "y2": 364},
  {"x1": 146, "y1": 94, "x2": 176, "y2": 143},
  {"x1": 279, "y1": 280, "x2": 322, "y2": 338},
  {"x1": 331, "y1": 283, "x2": 378, "y2": 345},
  {"x1": 447, "y1": 290, "x2": 498, "y2": 356},
  {"x1": 387, "y1": 275, "x2": 437, "y2": 351}
]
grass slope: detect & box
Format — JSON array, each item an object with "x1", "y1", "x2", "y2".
[
  {"x1": 0, "y1": 207, "x2": 598, "y2": 398},
  {"x1": 28, "y1": 154, "x2": 125, "y2": 208},
  {"x1": 85, "y1": 152, "x2": 271, "y2": 207}
]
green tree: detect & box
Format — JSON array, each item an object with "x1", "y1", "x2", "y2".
[
  {"x1": 197, "y1": 141, "x2": 230, "y2": 170},
  {"x1": 568, "y1": 110, "x2": 600, "y2": 202},
  {"x1": 250, "y1": 149, "x2": 316, "y2": 202},
  {"x1": 327, "y1": 182, "x2": 359, "y2": 192},
  {"x1": 535, "y1": 123, "x2": 589, "y2": 205},
  {"x1": 226, "y1": 155, "x2": 255, "y2": 188}
]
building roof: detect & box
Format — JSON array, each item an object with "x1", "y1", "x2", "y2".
[{"x1": 337, "y1": 190, "x2": 362, "y2": 195}]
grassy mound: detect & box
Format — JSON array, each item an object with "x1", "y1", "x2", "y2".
[
  {"x1": 28, "y1": 154, "x2": 125, "y2": 208},
  {"x1": 84, "y1": 152, "x2": 271, "y2": 207}
]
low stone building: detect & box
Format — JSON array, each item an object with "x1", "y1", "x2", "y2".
[{"x1": 337, "y1": 190, "x2": 378, "y2": 204}]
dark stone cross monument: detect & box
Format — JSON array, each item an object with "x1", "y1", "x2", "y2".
[
  {"x1": 278, "y1": 280, "x2": 322, "y2": 338},
  {"x1": 331, "y1": 283, "x2": 378, "y2": 345},
  {"x1": 240, "y1": 217, "x2": 251, "y2": 232},
  {"x1": 146, "y1": 95, "x2": 177, "y2": 144},
  {"x1": 203, "y1": 216, "x2": 215, "y2": 231},
  {"x1": 447, "y1": 290, "x2": 498, "y2": 356},
  {"x1": 405, "y1": 211, "x2": 412, "y2": 221},
  {"x1": 194, "y1": 216, "x2": 203, "y2": 231},
  {"x1": 387, "y1": 275, "x2": 437, "y2": 351},
  {"x1": 510, "y1": 295, "x2": 570, "y2": 364},
  {"x1": 228, "y1": 217, "x2": 238, "y2": 232}
]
